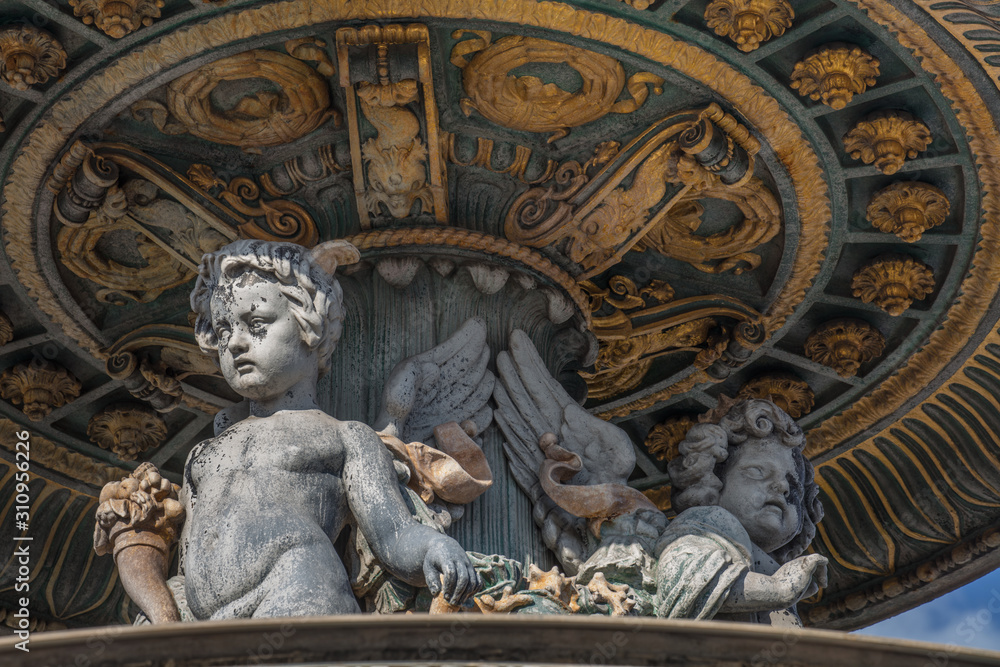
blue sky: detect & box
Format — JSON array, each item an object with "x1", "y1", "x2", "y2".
[{"x1": 854, "y1": 568, "x2": 1000, "y2": 651}]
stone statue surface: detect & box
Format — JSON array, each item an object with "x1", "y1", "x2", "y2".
[
  {"x1": 94, "y1": 240, "x2": 824, "y2": 625},
  {"x1": 654, "y1": 400, "x2": 826, "y2": 625},
  {"x1": 119, "y1": 239, "x2": 480, "y2": 621}
]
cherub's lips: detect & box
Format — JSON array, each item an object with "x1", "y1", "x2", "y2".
[
  {"x1": 762, "y1": 499, "x2": 785, "y2": 516},
  {"x1": 234, "y1": 358, "x2": 255, "y2": 374}
]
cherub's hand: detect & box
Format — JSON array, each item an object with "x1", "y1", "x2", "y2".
[
  {"x1": 423, "y1": 537, "x2": 482, "y2": 605},
  {"x1": 775, "y1": 554, "x2": 828, "y2": 605}
]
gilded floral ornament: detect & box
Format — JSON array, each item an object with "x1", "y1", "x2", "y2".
[
  {"x1": 851, "y1": 254, "x2": 935, "y2": 316},
  {"x1": 450, "y1": 31, "x2": 663, "y2": 142},
  {"x1": 645, "y1": 416, "x2": 695, "y2": 462},
  {"x1": 0, "y1": 360, "x2": 81, "y2": 421},
  {"x1": 843, "y1": 111, "x2": 932, "y2": 175},
  {"x1": 866, "y1": 182, "x2": 950, "y2": 242},
  {"x1": 0, "y1": 26, "x2": 67, "y2": 91},
  {"x1": 804, "y1": 319, "x2": 885, "y2": 378},
  {"x1": 69, "y1": 0, "x2": 164, "y2": 39},
  {"x1": 88, "y1": 403, "x2": 169, "y2": 461},
  {"x1": 736, "y1": 373, "x2": 814, "y2": 418},
  {"x1": 790, "y1": 43, "x2": 880, "y2": 110},
  {"x1": 704, "y1": 0, "x2": 794, "y2": 53},
  {"x1": 0, "y1": 311, "x2": 12, "y2": 346}
]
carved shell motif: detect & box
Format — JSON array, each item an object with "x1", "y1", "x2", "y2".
[
  {"x1": 866, "y1": 182, "x2": 950, "y2": 242},
  {"x1": 790, "y1": 43, "x2": 880, "y2": 110},
  {"x1": 88, "y1": 403, "x2": 169, "y2": 461},
  {"x1": 804, "y1": 319, "x2": 885, "y2": 378},
  {"x1": 736, "y1": 373, "x2": 815, "y2": 418},
  {"x1": 843, "y1": 111, "x2": 932, "y2": 175},
  {"x1": 704, "y1": 0, "x2": 794, "y2": 52},
  {"x1": 0, "y1": 27, "x2": 67, "y2": 90},
  {"x1": 0, "y1": 360, "x2": 81, "y2": 421},
  {"x1": 851, "y1": 254, "x2": 935, "y2": 316},
  {"x1": 69, "y1": 0, "x2": 165, "y2": 39}
]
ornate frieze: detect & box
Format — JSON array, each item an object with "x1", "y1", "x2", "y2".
[
  {"x1": 0, "y1": 26, "x2": 66, "y2": 90},
  {"x1": 790, "y1": 44, "x2": 880, "y2": 109},
  {"x1": 69, "y1": 0, "x2": 164, "y2": 38},
  {"x1": 450, "y1": 31, "x2": 663, "y2": 143},
  {"x1": 851, "y1": 254, "x2": 935, "y2": 316},
  {"x1": 804, "y1": 320, "x2": 885, "y2": 378},
  {"x1": 0, "y1": 360, "x2": 81, "y2": 421},
  {"x1": 88, "y1": 403, "x2": 169, "y2": 461},
  {"x1": 866, "y1": 182, "x2": 950, "y2": 242},
  {"x1": 704, "y1": 0, "x2": 794, "y2": 52},
  {"x1": 843, "y1": 111, "x2": 932, "y2": 174},
  {"x1": 736, "y1": 373, "x2": 814, "y2": 418}
]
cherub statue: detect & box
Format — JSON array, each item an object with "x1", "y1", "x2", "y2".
[
  {"x1": 654, "y1": 399, "x2": 826, "y2": 625},
  {"x1": 491, "y1": 332, "x2": 825, "y2": 622},
  {"x1": 100, "y1": 239, "x2": 481, "y2": 622}
]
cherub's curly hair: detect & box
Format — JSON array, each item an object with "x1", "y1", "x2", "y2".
[
  {"x1": 190, "y1": 240, "x2": 344, "y2": 377},
  {"x1": 667, "y1": 399, "x2": 823, "y2": 563}
]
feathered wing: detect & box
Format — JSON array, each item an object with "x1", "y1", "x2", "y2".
[
  {"x1": 376, "y1": 317, "x2": 494, "y2": 442},
  {"x1": 493, "y1": 329, "x2": 641, "y2": 574}
]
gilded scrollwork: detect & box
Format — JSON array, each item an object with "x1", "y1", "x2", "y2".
[
  {"x1": 804, "y1": 319, "x2": 885, "y2": 378},
  {"x1": 579, "y1": 274, "x2": 757, "y2": 400},
  {"x1": 0, "y1": 360, "x2": 81, "y2": 421},
  {"x1": 337, "y1": 25, "x2": 447, "y2": 227},
  {"x1": 450, "y1": 31, "x2": 663, "y2": 143},
  {"x1": 736, "y1": 373, "x2": 814, "y2": 418},
  {"x1": 186, "y1": 165, "x2": 318, "y2": 248},
  {"x1": 131, "y1": 40, "x2": 337, "y2": 150},
  {"x1": 866, "y1": 182, "x2": 950, "y2": 242},
  {"x1": 88, "y1": 402, "x2": 168, "y2": 461},
  {"x1": 704, "y1": 0, "x2": 794, "y2": 52},
  {"x1": 506, "y1": 105, "x2": 779, "y2": 278},
  {"x1": 790, "y1": 44, "x2": 880, "y2": 109},
  {"x1": 844, "y1": 111, "x2": 932, "y2": 175},
  {"x1": 851, "y1": 254, "x2": 935, "y2": 316},
  {"x1": 0, "y1": 27, "x2": 66, "y2": 91},
  {"x1": 56, "y1": 180, "x2": 225, "y2": 304},
  {"x1": 69, "y1": 0, "x2": 164, "y2": 38}
]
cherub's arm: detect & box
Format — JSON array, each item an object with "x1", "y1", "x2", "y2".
[
  {"x1": 341, "y1": 421, "x2": 480, "y2": 604},
  {"x1": 719, "y1": 554, "x2": 828, "y2": 613}
]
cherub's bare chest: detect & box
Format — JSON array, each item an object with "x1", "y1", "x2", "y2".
[{"x1": 188, "y1": 418, "x2": 342, "y2": 486}]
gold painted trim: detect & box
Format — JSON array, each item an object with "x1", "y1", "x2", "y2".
[{"x1": 1, "y1": 0, "x2": 829, "y2": 384}]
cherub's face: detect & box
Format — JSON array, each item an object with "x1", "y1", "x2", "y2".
[
  {"x1": 210, "y1": 272, "x2": 317, "y2": 402},
  {"x1": 718, "y1": 438, "x2": 801, "y2": 553}
]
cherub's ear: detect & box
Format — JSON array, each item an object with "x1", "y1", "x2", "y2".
[{"x1": 308, "y1": 240, "x2": 361, "y2": 276}]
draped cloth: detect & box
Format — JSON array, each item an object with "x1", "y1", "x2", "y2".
[{"x1": 653, "y1": 505, "x2": 754, "y2": 619}]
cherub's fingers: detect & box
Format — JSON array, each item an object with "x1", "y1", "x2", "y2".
[
  {"x1": 449, "y1": 564, "x2": 470, "y2": 606},
  {"x1": 441, "y1": 561, "x2": 458, "y2": 599},
  {"x1": 424, "y1": 563, "x2": 442, "y2": 596}
]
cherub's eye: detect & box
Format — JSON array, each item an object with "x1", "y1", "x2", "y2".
[{"x1": 742, "y1": 465, "x2": 766, "y2": 480}]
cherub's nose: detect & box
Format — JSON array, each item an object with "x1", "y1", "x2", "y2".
[
  {"x1": 770, "y1": 474, "x2": 790, "y2": 496},
  {"x1": 228, "y1": 325, "x2": 250, "y2": 355}
]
